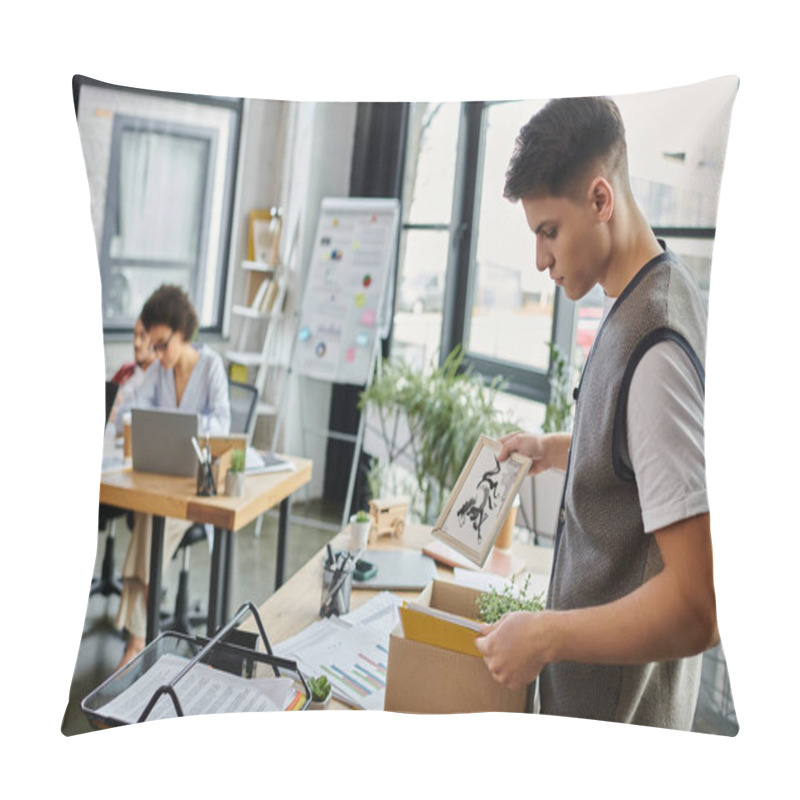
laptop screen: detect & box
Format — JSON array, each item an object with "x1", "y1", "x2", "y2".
[{"x1": 131, "y1": 408, "x2": 199, "y2": 478}]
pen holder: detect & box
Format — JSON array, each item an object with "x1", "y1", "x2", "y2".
[
  {"x1": 196, "y1": 460, "x2": 217, "y2": 497},
  {"x1": 320, "y1": 553, "x2": 354, "y2": 617}
]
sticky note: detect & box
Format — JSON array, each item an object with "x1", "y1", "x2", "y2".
[
  {"x1": 355, "y1": 292, "x2": 366, "y2": 308},
  {"x1": 346, "y1": 347, "x2": 356, "y2": 362},
  {"x1": 360, "y1": 309, "x2": 376, "y2": 326},
  {"x1": 356, "y1": 331, "x2": 370, "y2": 347}
]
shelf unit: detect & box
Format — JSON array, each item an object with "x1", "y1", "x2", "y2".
[{"x1": 225, "y1": 259, "x2": 288, "y2": 426}]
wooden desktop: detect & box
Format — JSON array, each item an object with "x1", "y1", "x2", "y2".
[{"x1": 99, "y1": 455, "x2": 313, "y2": 642}]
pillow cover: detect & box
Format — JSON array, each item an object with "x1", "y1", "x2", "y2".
[{"x1": 64, "y1": 75, "x2": 739, "y2": 737}]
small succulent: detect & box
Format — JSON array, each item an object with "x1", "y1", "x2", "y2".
[
  {"x1": 229, "y1": 448, "x2": 246, "y2": 472},
  {"x1": 308, "y1": 674, "x2": 332, "y2": 702},
  {"x1": 354, "y1": 510, "x2": 370, "y2": 523}
]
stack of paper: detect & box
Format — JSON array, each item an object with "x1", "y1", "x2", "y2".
[
  {"x1": 95, "y1": 654, "x2": 299, "y2": 723},
  {"x1": 245, "y1": 447, "x2": 295, "y2": 474},
  {"x1": 274, "y1": 592, "x2": 401, "y2": 710}
]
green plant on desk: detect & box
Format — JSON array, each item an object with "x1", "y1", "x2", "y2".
[
  {"x1": 354, "y1": 509, "x2": 370, "y2": 524},
  {"x1": 477, "y1": 574, "x2": 545, "y2": 624},
  {"x1": 308, "y1": 674, "x2": 332, "y2": 703},
  {"x1": 229, "y1": 448, "x2": 246, "y2": 472}
]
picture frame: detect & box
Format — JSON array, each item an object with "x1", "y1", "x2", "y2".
[
  {"x1": 432, "y1": 435, "x2": 532, "y2": 567},
  {"x1": 248, "y1": 208, "x2": 281, "y2": 265}
]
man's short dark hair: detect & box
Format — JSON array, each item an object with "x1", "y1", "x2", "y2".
[
  {"x1": 504, "y1": 96, "x2": 629, "y2": 202},
  {"x1": 140, "y1": 284, "x2": 198, "y2": 341}
]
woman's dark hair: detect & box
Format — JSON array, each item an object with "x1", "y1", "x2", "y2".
[
  {"x1": 504, "y1": 96, "x2": 629, "y2": 202},
  {"x1": 140, "y1": 284, "x2": 198, "y2": 341}
]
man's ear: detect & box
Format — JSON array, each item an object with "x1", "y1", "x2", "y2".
[{"x1": 588, "y1": 177, "x2": 614, "y2": 223}]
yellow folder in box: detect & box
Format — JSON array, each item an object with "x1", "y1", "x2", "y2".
[{"x1": 399, "y1": 601, "x2": 483, "y2": 658}]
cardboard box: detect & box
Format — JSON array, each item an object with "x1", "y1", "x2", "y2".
[{"x1": 384, "y1": 579, "x2": 530, "y2": 714}]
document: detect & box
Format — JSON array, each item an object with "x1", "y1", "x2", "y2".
[
  {"x1": 245, "y1": 447, "x2": 295, "y2": 474},
  {"x1": 275, "y1": 592, "x2": 401, "y2": 711},
  {"x1": 95, "y1": 654, "x2": 298, "y2": 723}
]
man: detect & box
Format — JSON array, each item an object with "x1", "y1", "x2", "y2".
[
  {"x1": 108, "y1": 316, "x2": 155, "y2": 425},
  {"x1": 474, "y1": 97, "x2": 718, "y2": 729}
]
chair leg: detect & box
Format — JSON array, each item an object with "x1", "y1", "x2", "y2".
[
  {"x1": 160, "y1": 545, "x2": 207, "y2": 634},
  {"x1": 90, "y1": 519, "x2": 124, "y2": 598}
]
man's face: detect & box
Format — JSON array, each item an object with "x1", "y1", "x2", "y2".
[
  {"x1": 133, "y1": 318, "x2": 154, "y2": 366},
  {"x1": 520, "y1": 191, "x2": 609, "y2": 301}
]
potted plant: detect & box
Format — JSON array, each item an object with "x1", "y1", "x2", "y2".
[
  {"x1": 359, "y1": 346, "x2": 518, "y2": 525},
  {"x1": 224, "y1": 448, "x2": 246, "y2": 497},
  {"x1": 532, "y1": 342, "x2": 575, "y2": 545},
  {"x1": 307, "y1": 675, "x2": 332, "y2": 710},
  {"x1": 476, "y1": 574, "x2": 545, "y2": 624},
  {"x1": 349, "y1": 509, "x2": 372, "y2": 551}
]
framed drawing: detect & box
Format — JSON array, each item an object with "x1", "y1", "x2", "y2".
[{"x1": 432, "y1": 435, "x2": 532, "y2": 567}]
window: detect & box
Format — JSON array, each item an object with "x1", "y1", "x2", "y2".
[
  {"x1": 391, "y1": 102, "x2": 460, "y2": 371},
  {"x1": 391, "y1": 86, "x2": 729, "y2": 415},
  {"x1": 74, "y1": 77, "x2": 241, "y2": 332},
  {"x1": 392, "y1": 101, "x2": 571, "y2": 408}
]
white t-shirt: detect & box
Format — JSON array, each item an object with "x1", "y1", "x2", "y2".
[{"x1": 601, "y1": 295, "x2": 709, "y2": 533}]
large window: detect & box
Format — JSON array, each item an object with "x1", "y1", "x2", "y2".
[
  {"x1": 74, "y1": 77, "x2": 242, "y2": 332},
  {"x1": 391, "y1": 85, "x2": 731, "y2": 421}
]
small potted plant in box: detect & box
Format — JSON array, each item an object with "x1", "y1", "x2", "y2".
[
  {"x1": 225, "y1": 449, "x2": 246, "y2": 497},
  {"x1": 476, "y1": 574, "x2": 545, "y2": 624},
  {"x1": 307, "y1": 675, "x2": 332, "y2": 710}
]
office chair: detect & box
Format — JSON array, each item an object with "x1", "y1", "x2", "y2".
[
  {"x1": 160, "y1": 380, "x2": 259, "y2": 635},
  {"x1": 90, "y1": 381, "x2": 127, "y2": 600},
  {"x1": 90, "y1": 504, "x2": 126, "y2": 597}
]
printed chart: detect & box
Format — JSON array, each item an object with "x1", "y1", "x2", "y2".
[{"x1": 274, "y1": 592, "x2": 400, "y2": 710}]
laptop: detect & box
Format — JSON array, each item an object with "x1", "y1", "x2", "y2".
[{"x1": 131, "y1": 408, "x2": 199, "y2": 477}]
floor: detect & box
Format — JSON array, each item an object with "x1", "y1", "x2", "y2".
[{"x1": 61, "y1": 498, "x2": 342, "y2": 736}]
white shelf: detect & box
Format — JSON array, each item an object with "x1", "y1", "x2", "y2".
[
  {"x1": 232, "y1": 304, "x2": 269, "y2": 320},
  {"x1": 256, "y1": 401, "x2": 277, "y2": 416},
  {"x1": 242, "y1": 260, "x2": 280, "y2": 274},
  {"x1": 225, "y1": 350, "x2": 265, "y2": 366}
]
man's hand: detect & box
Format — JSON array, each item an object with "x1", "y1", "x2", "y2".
[
  {"x1": 476, "y1": 513, "x2": 718, "y2": 691},
  {"x1": 475, "y1": 611, "x2": 555, "y2": 690},
  {"x1": 498, "y1": 430, "x2": 571, "y2": 474}
]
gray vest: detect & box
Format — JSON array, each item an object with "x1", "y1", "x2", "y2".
[{"x1": 539, "y1": 247, "x2": 706, "y2": 729}]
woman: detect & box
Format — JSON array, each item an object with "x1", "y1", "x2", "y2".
[{"x1": 114, "y1": 284, "x2": 230, "y2": 668}]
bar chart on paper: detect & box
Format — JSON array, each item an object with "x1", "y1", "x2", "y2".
[{"x1": 274, "y1": 593, "x2": 400, "y2": 710}]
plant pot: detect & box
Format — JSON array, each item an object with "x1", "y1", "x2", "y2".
[
  {"x1": 225, "y1": 470, "x2": 246, "y2": 497},
  {"x1": 349, "y1": 516, "x2": 371, "y2": 551},
  {"x1": 533, "y1": 468, "x2": 566, "y2": 546},
  {"x1": 308, "y1": 693, "x2": 331, "y2": 710}
]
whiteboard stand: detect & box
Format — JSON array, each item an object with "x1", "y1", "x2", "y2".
[
  {"x1": 264, "y1": 197, "x2": 400, "y2": 537},
  {"x1": 269, "y1": 330, "x2": 382, "y2": 533}
]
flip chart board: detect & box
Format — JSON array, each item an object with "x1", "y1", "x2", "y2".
[{"x1": 294, "y1": 197, "x2": 400, "y2": 385}]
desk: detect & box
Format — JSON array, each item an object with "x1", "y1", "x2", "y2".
[
  {"x1": 99, "y1": 455, "x2": 312, "y2": 643},
  {"x1": 246, "y1": 522, "x2": 553, "y2": 710}
]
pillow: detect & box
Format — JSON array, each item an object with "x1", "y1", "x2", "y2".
[{"x1": 65, "y1": 76, "x2": 738, "y2": 739}]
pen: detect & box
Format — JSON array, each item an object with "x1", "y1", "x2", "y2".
[{"x1": 191, "y1": 436, "x2": 205, "y2": 463}]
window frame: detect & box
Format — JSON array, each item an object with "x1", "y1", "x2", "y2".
[
  {"x1": 72, "y1": 75, "x2": 243, "y2": 336},
  {"x1": 438, "y1": 101, "x2": 575, "y2": 405}
]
